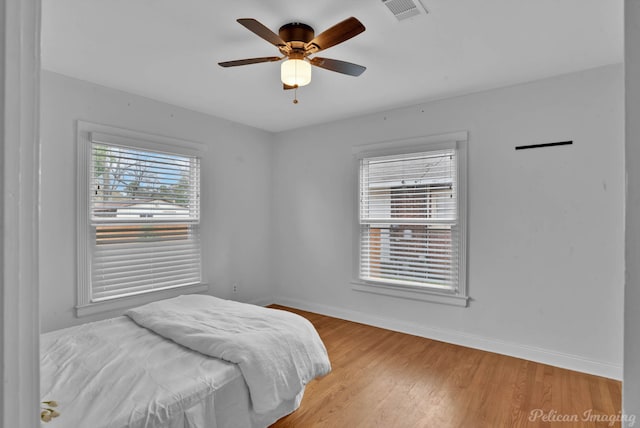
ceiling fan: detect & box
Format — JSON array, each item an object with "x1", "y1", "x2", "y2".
[{"x1": 218, "y1": 17, "x2": 366, "y2": 93}]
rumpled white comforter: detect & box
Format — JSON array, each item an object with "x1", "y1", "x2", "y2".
[{"x1": 126, "y1": 295, "x2": 331, "y2": 414}]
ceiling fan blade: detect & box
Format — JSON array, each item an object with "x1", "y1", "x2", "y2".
[
  {"x1": 237, "y1": 18, "x2": 288, "y2": 48},
  {"x1": 305, "y1": 17, "x2": 365, "y2": 54},
  {"x1": 218, "y1": 56, "x2": 282, "y2": 67},
  {"x1": 310, "y1": 57, "x2": 366, "y2": 76}
]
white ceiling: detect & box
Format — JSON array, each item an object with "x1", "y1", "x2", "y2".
[{"x1": 41, "y1": 0, "x2": 623, "y2": 133}]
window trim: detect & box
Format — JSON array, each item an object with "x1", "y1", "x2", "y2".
[
  {"x1": 351, "y1": 132, "x2": 469, "y2": 307},
  {"x1": 76, "y1": 121, "x2": 208, "y2": 317}
]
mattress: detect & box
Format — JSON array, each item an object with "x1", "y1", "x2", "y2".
[{"x1": 40, "y1": 316, "x2": 302, "y2": 428}]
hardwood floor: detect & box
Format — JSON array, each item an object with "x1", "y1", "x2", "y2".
[{"x1": 269, "y1": 306, "x2": 622, "y2": 428}]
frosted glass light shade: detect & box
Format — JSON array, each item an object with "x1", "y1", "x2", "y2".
[{"x1": 281, "y1": 59, "x2": 311, "y2": 87}]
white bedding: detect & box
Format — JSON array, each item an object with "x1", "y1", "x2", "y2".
[
  {"x1": 126, "y1": 295, "x2": 331, "y2": 415},
  {"x1": 41, "y1": 314, "x2": 306, "y2": 427}
]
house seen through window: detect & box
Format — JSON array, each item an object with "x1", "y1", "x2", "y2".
[
  {"x1": 359, "y1": 147, "x2": 462, "y2": 294},
  {"x1": 89, "y1": 142, "x2": 201, "y2": 302}
]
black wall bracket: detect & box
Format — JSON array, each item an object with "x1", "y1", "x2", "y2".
[{"x1": 515, "y1": 141, "x2": 573, "y2": 151}]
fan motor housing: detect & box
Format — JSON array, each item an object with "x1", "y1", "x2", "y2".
[{"x1": 279, "y1": 22, "x2": 314, "y2": 43}]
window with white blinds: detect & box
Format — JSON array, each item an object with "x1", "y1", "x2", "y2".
[
  {"x1": 87, "y1": 136, "x2": 202, "y2": 302},
  {"x1": 359, "y1": 144, "x2": 463, "y2": 294}
]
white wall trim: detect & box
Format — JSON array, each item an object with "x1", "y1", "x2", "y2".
[
  {"x1": 625, "y1": 0, "x2": 640, "y2": 422},
  {"x1": 351, "y1": 281, "x2": 469, "y2": 306},
  {"x1": 1, "y1": 0, "x2": 41, "y2": 426},
  {"x1": 274, "y1": 296, "x2": 622, "y2": 380},
  {"x1": 247, "y1": 297, "x2": 276, "y2": 307},
  {"x1": 90, "y1": 128, "x2": 207, "y2": 156},
  {"x1": 352, "y1": 131, "x2": 469, "y2": 155},
  {"x1": 76, "y1": 284, "x2": 209, "y2": 317}
]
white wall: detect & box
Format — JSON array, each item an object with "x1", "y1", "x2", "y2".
[
  {"x1": 625, "y1": 0, "x2": 640, "y2": 421},
  {"x1": 272, "y1": 64, "x2": 625, "y2": 378},
  {"x1": 39, "y1": 71, "x2": 275, "y2": 332},
  {"x1": 40, "y1": 65, "x2": 625, "y2": 379}
]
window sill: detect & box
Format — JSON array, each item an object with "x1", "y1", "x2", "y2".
[
  {"x1": 351, "y1": 281, "x2": 469, "y2": 307},
  {"x1": 76, "y1": 283, "x2": 209, "y2": 317}
]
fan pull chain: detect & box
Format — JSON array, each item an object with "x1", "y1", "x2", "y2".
[{"x1": 293, "y1": 87, "x2": 299, "y2": 104}]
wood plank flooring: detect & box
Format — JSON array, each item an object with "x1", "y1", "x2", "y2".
[{"x1": 269, "y1": 305, "x2": 622, "y2": 428}]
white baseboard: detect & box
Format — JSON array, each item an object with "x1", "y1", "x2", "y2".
[
  {"x1": 247, "y1": 297, "x2": 276, "y2": 307},
  {"x1": 274, "y1": 296, "x2": 622, "y2": 380}
]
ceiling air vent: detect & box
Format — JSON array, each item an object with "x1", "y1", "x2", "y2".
[{"x1": 382, "y1": 0, "x2": 428, "y2": 21}]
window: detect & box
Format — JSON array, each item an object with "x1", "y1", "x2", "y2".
[
  {"x1": 77, "y1": 122, "x2": 207, "y2": 316},
  {"x1": 354, "y1": 133, "x2": 468, "y2": 306}
]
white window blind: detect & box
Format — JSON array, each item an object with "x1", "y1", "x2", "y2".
[
  {"x1": 359, "y1": 148, "x2": 459, "y2": 291},
  {"x1": 89, "y1": 140, "x2": 202, "y2": 301}
]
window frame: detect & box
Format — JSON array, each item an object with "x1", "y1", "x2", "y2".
[
  {"x1": 76, "y1": 121, "x2": 208, "y2": 317},
  {"x1": 351, "y1": 132, "x2": 469, "y2": 307}
]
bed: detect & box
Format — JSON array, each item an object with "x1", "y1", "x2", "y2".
[{"x1": 40, "y1": 295, "x2": 331, "y2": 428}]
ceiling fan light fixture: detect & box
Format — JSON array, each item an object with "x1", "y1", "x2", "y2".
[
  {"x1": 219, "y1": 17, "x2": 366, "y2": 91},
  {"x1": 281, "y1": 58, "x2": 311, "y2": 87}
]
